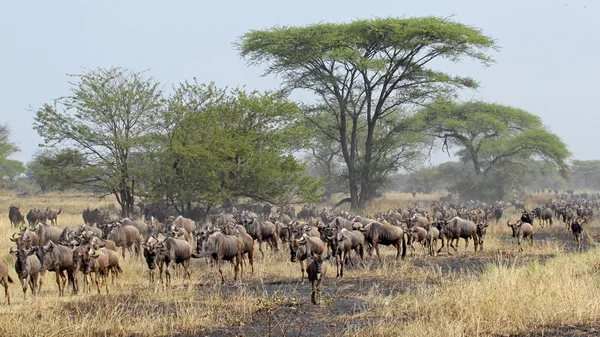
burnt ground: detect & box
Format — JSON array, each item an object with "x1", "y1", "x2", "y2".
[{"x1": 184, "y1": 222, "x2": 600, "y2": 337}]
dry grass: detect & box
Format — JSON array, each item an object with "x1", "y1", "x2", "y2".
[{"x1": 0, "y1": 189, "x2": 599, "y2": 336}]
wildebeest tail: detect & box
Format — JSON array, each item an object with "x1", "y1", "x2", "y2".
[
  {"x1": 401, "y1": 234, "x2": 407, "y2": 259},
  {"x1": 7, "y1": 275, "x2": 13, "y2": 283}
]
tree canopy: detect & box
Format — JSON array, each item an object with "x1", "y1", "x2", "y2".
[
  {"x1": 142, "y1": 81, "x2": 321, "y2": 212},
  {"x1": 0, "y1": 124, "x2": 18, "y2": 161},
  {"x1": 414, "y1": 100, "x2": 570, "y2": 200},
  {"x1": 238, "y1": 16, "x2": 497, "y2": 210},
  {"x1": 34, "y1": 67, "x2": 163, "y2": 215}
]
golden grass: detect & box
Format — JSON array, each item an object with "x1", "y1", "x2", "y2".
[
  {"x1": 0, "y1": 189, "x2": 598, "y2": 336},
  {"x1": 348, "y1": 250, "x2": 600, "y2": 337}
]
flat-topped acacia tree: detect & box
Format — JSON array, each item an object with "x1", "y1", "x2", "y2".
[{"x1": 238, "y1": 17, "x2": 497, "y2": 210}]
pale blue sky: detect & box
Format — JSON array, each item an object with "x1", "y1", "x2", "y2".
[{"x1": 1, "y1": 0, "x2": 597, "y2": 164}]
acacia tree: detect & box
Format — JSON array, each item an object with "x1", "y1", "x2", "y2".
[
  {"x1": 238, "y1": 17, "x2": 497, "y2": 210},
  {"x1": 34, "y1": 67, "x2": 162, "y2": 216},
  {"x1": 414, "y1": 100, "x2": 570, "y2": 200},
  {"x1": 141, "y1": 81, "x2": 321, "y2": 212}
]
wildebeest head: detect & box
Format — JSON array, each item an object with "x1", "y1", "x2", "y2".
[
  {"x1": 477, "y1": 221, "x2": 489, "y2": 245},
  {"x1": 506, "y1": 220, "x2": 521, "y2": 238},
  {"x1": 142, "y1": 236, "x2": 160, "y2": 270},
  {"x1": 310, "y1": 252, "x2": 325, "y2": 280},
  {"x1": 10, "y1": 247, "x2": 36, "y2": 273},
  {"x1": 289, "y1": 235, "x2": 309, "y2": 263}
]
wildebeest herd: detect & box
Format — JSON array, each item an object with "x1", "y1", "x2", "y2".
[{"x1": 1, "y1": 193, "x2": 596, "y2": 306}]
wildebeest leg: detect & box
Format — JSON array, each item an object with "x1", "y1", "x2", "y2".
[
  {"x1": 56, "y1": 271, "x2": 64, "y2": 296},
  {"x1": 31, "y1": 274, "x2": 38, "y2": 296},
  {"x1": 248, "y1": 249, "x2": 254, "y2": 274},
  {"x1": 300, "y1": 260, "x2": 306, "y2": 283},
  {"x1": 158, "y1": 261, "x2": 164, "y2": 289},
  {"x1": 21, "y1": 275, "x2": 28, "y2": 299},
  {"x1": 122, "y1": 247, "x2": 127, "y2": 260},
  {"x1": 437, "y1": 237, "x2": 445, "y2": 254},
  {"x1": 258, "y1": 239, "x2": 265, "y2": 257},
  {"x1": 2, "y1": 278, "x2": 9, "y2": 305},
  {"x1": 218, "y1": 258, "x2": 225, "y2": 284},
  {"x1": 104, "y1": 271, "x2": 110, "y2": 294},
  {"x1": 310, "y1": 280, "x2": 316, "y2": 304},
  {"x1": 165, "y1": 262, "x2": 172, "y2": 288},
  {"x1": 96, "y1": 272, "x2": 101, "y2": 294},
  {"x1": 37, "y1": 271, "x2": 44, "y2": 296},
  {"x1": 184, "y1": 259, "x2": 191, "y2": 280},
  {"x1": 234, "y1": 254, "x2": 241, "y2": 282},
  {"x1": 375, "y1": 244, "x2": 383, "y2": 262},
  {"x1": 340, "y1": 251, "x2": 345, "y2": 277}
]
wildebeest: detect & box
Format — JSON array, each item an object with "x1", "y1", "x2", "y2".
[
  {"x1": 172, "y1": 216, "x2": 197, "y2": 240},
  {"x1": 290, "y1": 234, "x2": 325, "y2": 282},
  {"x1": 330, "y1": 228, "x2": 364, "y2": 277},
  {"x1": 106, "y1": 222, "x2": 142, "y2": 259},
  {"x1": 193, "y1": 232, "x2": 243, "y2": 284},
  {"x1": 8, "y1": 205, "x2": 25, "y2": 228},
  {"x1": 426, "y1": 226, "x2": 440, "y2": 256},
  {"x1": 476, "y1": 221, "x2": 489, "y2": 251},
  {"x1": 75, "y1": 225, "x2": 103, "y2": 240},
  {"x1": 215, "y1": 212, "x2": 237, "y2": 228},
  {"x1": 520, "y1": 210, "x2": 534, "y2": 226},
  {"x1": 82, "y1": 208, "x2": 110, "y2": 226},
  {"x1": 10, "y1": 229, "x2": 40, "y2": 250},
  {"x1": 506, "y1": 220, "x2": 533, "y2": 251},
  {"x1": 75, "y1": 246, "x2": 109, "y2": 294},
  {"x1": 408, "y1": 226, "x2": 428, "y2": 257},
  {"x1": 41, "y1": 242, "x2": 76, "y2": 296},
  {"x1": 223, "y1": 224, "x2": 254, "y2": 274},
  {"x1": 121, "y1": 218, "x2": 151, "y2": 242},
  {"x1": 131, "y1": 205, "x2": 142, "y2": 219},
  {"x1": 154, "y1": 236, "x2": 194, "y2": 287},
  {"x1": 10, "y1": 247, "x2": 40, "y2": 300},
  {"x1": 359, "y1": 222, "x2": 406, "y2": 262},
  {"x1": 440, "y1": 217, "x2": 479, "y2": 254},
  {"x1": 30, "y1": 223, "x2": 63, "y2": 246},
  {"x1": 241, "y1": 211, "x2": 278, "y2": 256},
  {"x1": 45, "y1": 207, "x2": 62, "y2": 225},
  {"x1": 26, "y1": 209, "x2": 45, "y2": 225},
  {"x1": 0, "y1": 263, "x2": 12, "y2": 304},
  {"x1": 533, "y1": 207, "x2": 553, "y2": 228},
  {"x1": 306, "y1": 253, "x2": 328, "y2": 305},
  {"x1": 142, "y1": 236, "x2": 162, "y2": 284},
  {"x1": 571, "y1": 217, "x2": 587, "y2": 250},
  {"x1": 408, "y1": 214, "x2": 430, "y2": 230}
]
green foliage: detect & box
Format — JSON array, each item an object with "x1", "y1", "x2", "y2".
[
  {"x1": 414, "y1": 100, "x2": 570, "y2": 200},
  {"x1": 569, "y1": 160, "x2": 600, "y2": 190},
  {"x1": 26, "y1": 149, "x2": 99, "y2": 192},
  {"x1": 238, "y1": 16, "x2": 497, "y2": 209},
  {"x1": 33, "y1": 67, "x2": 163, "y2": 215},
  {"x1": 142, "y1": 81, "x2": 321, "y2": 210},
  {"x1": 0, "y1": 124, "x2": 19, "y2": 161},
  {"x1": 0, "y1": 159, "x2": 25, "y2": 188}
]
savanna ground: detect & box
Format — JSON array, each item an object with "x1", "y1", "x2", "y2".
[{"x1": 1, "y1": 190, "x2": 600, "y2": 337}]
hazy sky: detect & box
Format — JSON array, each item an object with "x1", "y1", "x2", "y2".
[{"x1": 1, "y1": 0, "x2": 597, "y2": 164}]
